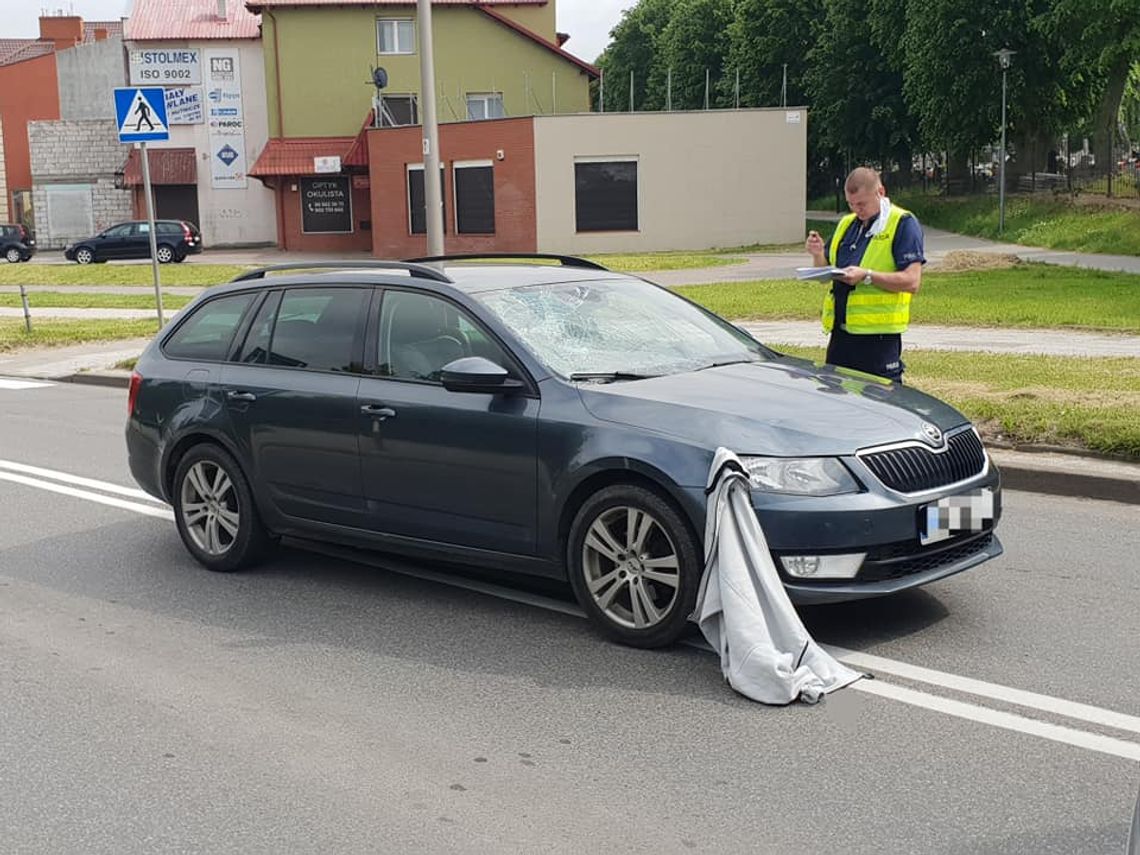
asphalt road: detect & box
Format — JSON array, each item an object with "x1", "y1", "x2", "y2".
[{"x1": 1, "y1": 382, "x2": 1137, "y2": 855}]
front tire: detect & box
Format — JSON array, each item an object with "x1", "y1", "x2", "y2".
[
  {"x1": 567, "y1": 484, "x2": 702, "y2": 648},
  {"x1": 172, "y1": 444, "x2": 270, "y2": 572},
  {"x1": 75, "y1": 247, "x2": 95, "y2": 264}
]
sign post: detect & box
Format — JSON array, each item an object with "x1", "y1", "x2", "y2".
[{"x1": 114, "y1": 87, "x2": 170, "y2": 327}]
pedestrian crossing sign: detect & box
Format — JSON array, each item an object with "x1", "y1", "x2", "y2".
[{"x1": 114, "y1": 87, "x2": 169, "y2": 143}]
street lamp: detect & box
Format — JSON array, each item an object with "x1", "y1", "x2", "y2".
[{"x1": 995, "y1": 48, "x2": 1015, "y2": 234}]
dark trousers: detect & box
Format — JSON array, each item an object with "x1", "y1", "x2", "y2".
[{"x1": 825, "y1": 328, "x2": 905, "y2": 381}]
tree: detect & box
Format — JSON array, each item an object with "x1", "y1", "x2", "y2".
[
  {"x1": 646, "y1": 0, "x2": 736, "y2": 111},
  {"x1": 805, "y1": 0, "x2": 917, "y2": 178},
  {"x1": 725, "y1": 0, "x2": 819, "y2": 109},
  {"x1": 1049, "y1": 0, "x2": 1140, "y2": 175},
  {"x1": 595, "y1": 0, "x2": 676, "y2": 112}
]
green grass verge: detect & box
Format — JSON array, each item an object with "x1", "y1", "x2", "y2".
[
  {"x1": 896, "y1": 193, "x2": 1140, "y2": 256},
  {"x1": 587, "y1": 253, "x2": 746, "y2": 272},
  {"x1": 0, "y1": 318, "x2": 160, "y2": 352},
  {"x1": 772, "y1": 344, "x2": 1140, "y2": 458},
  {"x1": 0, "y1": 291, "x2": 195, "y2": 310},
  {"x1": 674, "y1": 263, "x2": 1140, "y2": 332},
  {"x1": 0, "y1": 264, "x2": 252, "y2": 287}
]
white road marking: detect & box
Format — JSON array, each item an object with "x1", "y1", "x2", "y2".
[
  {"x1": 0, "y1": 471, "x2": 173, "y2": 520},
  {"x1": 3, "y1": 459, "x2": 1138, "y2": 763},
  {"x1": 826, "y1": 645, "x2": 1140, "y2": 738},
  {"x1": 0, "y1": 378, "x2": 53, "y2": 390},
  {"x1": 0, "y1": 459, "x2": 166, "y2": 504}
]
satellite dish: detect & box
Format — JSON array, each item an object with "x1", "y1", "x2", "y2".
[{"x1": 372, "y1": 67, "x2": 389, "y2": 90}]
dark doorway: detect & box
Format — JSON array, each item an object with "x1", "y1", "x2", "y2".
[{"x1": 154, "y1": 185, "x2": 200, "y2": 228}]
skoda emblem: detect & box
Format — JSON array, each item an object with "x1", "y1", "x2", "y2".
[{"x1": 920, "y1": 422, "x2": 943, "y2": 446}]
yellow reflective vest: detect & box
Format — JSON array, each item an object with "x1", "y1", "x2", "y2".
[{"x1": 823, "y1": 205, "x2": 913, "y2": 334}]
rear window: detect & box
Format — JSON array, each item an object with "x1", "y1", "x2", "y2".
[{"x1": 163, "y1": 293, "x2": 255, "y2": 362}]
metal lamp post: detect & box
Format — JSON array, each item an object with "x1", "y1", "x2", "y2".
[{"x1": 995, "y1": 48, "x2": 1015, "y2": 234}]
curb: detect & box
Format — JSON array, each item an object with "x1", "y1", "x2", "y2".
[
  {"x1": 45, "y1": 372, "x2": 1140, "y2": 506},
  {"x1": 992, "y1": 463, "x2": 1139, "y2": 506}
]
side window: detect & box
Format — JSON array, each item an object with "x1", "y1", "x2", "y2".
[
  {"x1": 134, "y1": 222, "x2": 151, "y2": 236},
  {"x1": 105, "y1": 224, "x2": 132, "y2": 238},
  {"x1": 163, "y1": 293, "x2": 255, "y2": 362},
  {"x1": 269, "y1": 288, "x2": 367, "y2": 373},
  {"x1": 379, "y1": 290, "x2": 511, "y2": 383},
  {"x1": 237, "y1": 291, "x2": 281, "y2": 364}
]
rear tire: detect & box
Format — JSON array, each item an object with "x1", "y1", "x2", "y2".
[
  {"x1": 5, "y1": 248, "x2": 20, "y2": 263},
  {"x1": 156, "y1": 244, "x2": 175, "y2": 264},
  {"x1": 172, "y1": 444, "x2": 270, "y2": 572},
  {"x1": 567, "y1": 484, "x2": 702, "y2": 648}
]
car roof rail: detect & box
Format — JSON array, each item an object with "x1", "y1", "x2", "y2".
[
  {"x1": 404, "y1": 252, "x2": 610, "y2": 271},
  {"x1": 230, "y1": 261, "x2": 454, "y2": 284}
]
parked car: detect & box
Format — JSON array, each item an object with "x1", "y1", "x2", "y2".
[
  {"x1": 1, "y1": 223, "x2": 36, "y2": 262},
  {"x1": 64, "y1": 219, "x2": 202, "y2": 264},
  {"x1": 126, "y1": 257, "x2": 1003, "y2": 648}
]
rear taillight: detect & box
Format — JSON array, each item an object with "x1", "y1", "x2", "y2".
[
  {"x1": 128, "y1": 370, "x2": 143, "y2": 415},
  {"x1": 181, "y1": 222, "x2": 192, "y2": 239}
]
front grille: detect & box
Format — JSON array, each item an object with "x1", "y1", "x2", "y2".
[
  {"x1": 860, "y1": 429, "x2": 986, "y2": 493},
  {"x1": 858, "y1": 532, "x2": 994, "y2": 582}
]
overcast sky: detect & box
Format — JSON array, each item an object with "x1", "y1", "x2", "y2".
[{"x1": 3, "y1": 0, "x2": 629, "y2": 63}]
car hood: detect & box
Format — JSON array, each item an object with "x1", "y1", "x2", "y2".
[{"x1": 577, "y1": 356, "x2": 969, "y2": 456}]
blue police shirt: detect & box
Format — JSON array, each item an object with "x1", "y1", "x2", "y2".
[{"x1": 830, "y1": 212, "x2": 926, "y2": 327}]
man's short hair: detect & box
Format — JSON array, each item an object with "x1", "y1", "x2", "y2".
[{"x1": 845, "y1": 167, "x2": 882, "y2": 194}]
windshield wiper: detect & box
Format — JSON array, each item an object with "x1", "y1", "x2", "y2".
[
  {"x1": 693, "y1": 358, "x2": 764, "y2": 372},
  {"x1": 568, "y1": 371, "x2": 659, "y2": 383}
]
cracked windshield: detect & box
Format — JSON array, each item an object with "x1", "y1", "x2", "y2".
[{"x1": 477, "y1": 278, "x2": 770, "y2": 379}]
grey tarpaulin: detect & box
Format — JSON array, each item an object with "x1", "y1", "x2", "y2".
[{"x1": 693, "y1": 448, "x2": 864, "y2": 705}]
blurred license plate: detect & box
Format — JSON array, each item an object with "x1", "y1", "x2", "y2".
[{"x1": 919, "y1": 488, "x2": 995, "y2": 545}]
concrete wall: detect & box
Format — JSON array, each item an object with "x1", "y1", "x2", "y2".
[
  {"x1": 57, "y1": 35, "x2": 126, "y2": 120},
  {"x1": 263, "y1": 6, "x2": 592, "y2": 138},
  {"x1": 532, "y1": 110, "x2": 807, "y2": 253},
  {"x1": 127, "y1": 39, "x2": 276, "y2": 247},
  {"x1": 28, "y1": 119, "x2": 133, "y2": 248}
]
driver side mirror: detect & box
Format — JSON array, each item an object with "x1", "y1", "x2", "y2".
[{"x1": 440, "y1": 356, "x2": 525, "y2": 394}]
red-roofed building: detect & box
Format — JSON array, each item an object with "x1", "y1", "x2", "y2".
[
  {"x1": 243, "y1": 0, "x2": 598, "y2": 252},
  {"x1": 123, "y1": 0, "x2": 277, "y2": 247},
  {"x1": 0, "y1": 16, "x2": 123, "y2": 225}
]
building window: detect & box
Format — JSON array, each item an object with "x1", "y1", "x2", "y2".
[
  {"x1": 453, "y1": 161, "x2": 495, "y2": 235},
  {"x1": 377, "y1": 19, "x2": 415, "y2": 55},
  {"x1": 407, "y1": 164, "x2": 446, "y2": 235},
  {"x1": 574, "y1": 159, "x2": 639, "y2": 232},
  {"x1": 377, "y1": 94, "x2": 419, "y2": 127},
  {"x1": 466, "y1": 93, "x2": 505, "y2": 121}
]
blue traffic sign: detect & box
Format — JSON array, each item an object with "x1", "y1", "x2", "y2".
[{"x1": 114, "y1": 87, "x2": 170, "y2": 143}]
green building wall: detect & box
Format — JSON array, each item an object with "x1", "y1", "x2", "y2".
[{"x1": 262, "y1": 6, "x2": 592, "y2": 139}]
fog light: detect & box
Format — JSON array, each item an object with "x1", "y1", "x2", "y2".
[{"x1": 780, "y1": 553, "x2": 866, "y2": 580}]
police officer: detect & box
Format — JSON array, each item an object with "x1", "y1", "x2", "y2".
[{"x1": 805, "y1": 167, "x2": 926, "y2": 381}]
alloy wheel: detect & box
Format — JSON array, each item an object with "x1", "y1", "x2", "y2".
[
  {"x1": 5, "y1": 248, "x2": 20, "y2": 263},
  {"x1": 179, "y1": 460, "x2": 240, "y2": 557},
  {"x1": 75, "y1": 248, "x2": 94, "y2": 264},
  {"x1": 156, "y1": 245, "x2": 174, "y2": 263},
  {"x1": 581, "y1": 506, "x2": 681, "y2": 630}
]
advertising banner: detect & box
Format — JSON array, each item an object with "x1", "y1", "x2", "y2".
[
  {"x1": 165, "y1": 87, "x2": 203, "y2": 125},
  {"x1": 301, "y1": 177, "x2": 353, "y2": 234},
  {"x1": 204, "y1": 49, "x2": 247, "y2": 189},
  {"x1": 129, "y1": 48, "x2": 202, "y2": 85}
]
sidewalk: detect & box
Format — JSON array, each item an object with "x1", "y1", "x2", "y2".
[{"x1": 0, "y1": 338, "x2": 1136, "y2": 505}]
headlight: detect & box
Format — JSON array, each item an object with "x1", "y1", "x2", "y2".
[{"x1": 739, "y1": 457, "x2": 859, "y2": 496}]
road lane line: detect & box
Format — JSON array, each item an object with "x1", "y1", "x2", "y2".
[
  {"x1": 0, "y1": 459, "x2": 165, "y2": 504},
  {"x1": 0, "y1": 378, "x2": 53, "y2": 390},
  {"x1": 852, "y1": 679, "x2": 1140, "y2": 763},
  {"x1": 5, "y1": 458, "x2": 1138, "y2": 762},
  {"x1": 825, "y1": 645, "x2": 1140, "y2": 738},
  {"x1": 0, "y1": 472, "x2": 173, "y2": 520}
]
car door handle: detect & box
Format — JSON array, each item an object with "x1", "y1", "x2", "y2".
[
  {"x1": 225, "y1": 390, "x2": 257, "y2": 402},
  {"x1": 360, "y1": 404, "x2": 397, "y2": 420}
]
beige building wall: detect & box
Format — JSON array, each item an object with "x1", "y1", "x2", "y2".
[{"x1": 532, "y1": 110, "x2": 806, "y2": 254}]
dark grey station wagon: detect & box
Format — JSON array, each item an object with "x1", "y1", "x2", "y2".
[{"x1": 126, "y1": 256, "x2": 1002, "y2": 647}]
